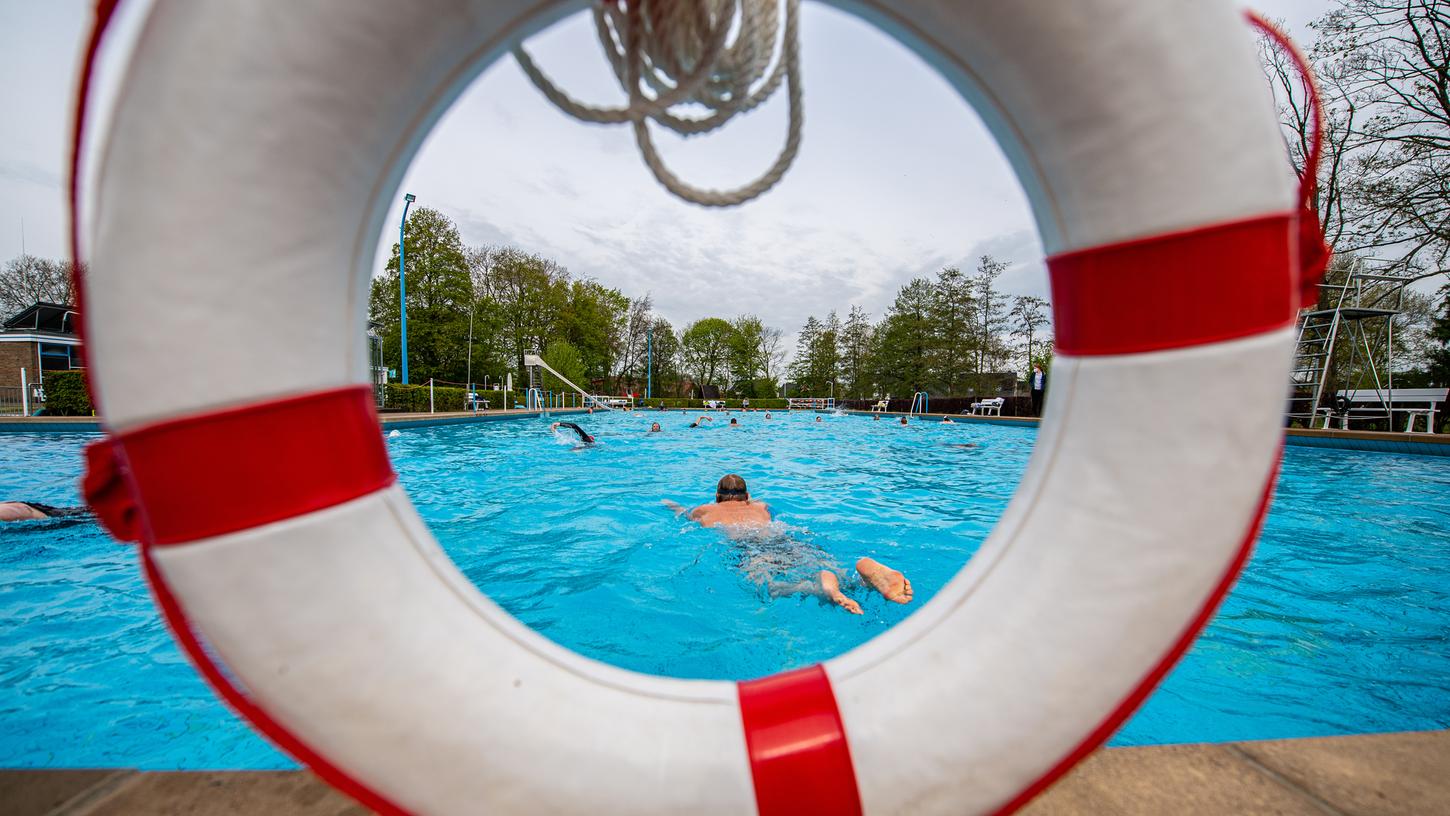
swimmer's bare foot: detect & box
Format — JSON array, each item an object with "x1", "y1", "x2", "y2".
[
  {"x1": 856, "y1": 557, "x2": 913, "y2": 604},
  {"x1": 820, "y1": 570, "x2": 862, "y2": 615}
]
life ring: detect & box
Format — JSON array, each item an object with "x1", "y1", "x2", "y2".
[{"x1": 73, "y1": 2, "x2": 1316, "y2": 814}]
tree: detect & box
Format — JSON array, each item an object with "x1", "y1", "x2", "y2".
[
  {"x1": 540, "y1": 339, "x2": 587, "y2": 393},
  {"x1": 839, "y1": 305, "x2": 874, "y2": 398},
  {"x1": 1427, "y1": 283, "x2": 1450, "y2": 385},
  {"x1": 483, "y1": 246, "x2": 570, "y2": 382},
  {"x1": 869, "y1": 279, "x2": 934, "y2": 397},
  {"x1": 1314, "y1": 0, "x2": 1450, "y2": 280},
  {"x1": 615, "y1": 294, "x2": 654, "y2": 394},
  {"x1": 559, "y1": 279, "x2": 628, "y2": 387},
  {"x1": 1261, "y1": 2, "x2": 1450, "y2": 282},
  {"x1": 927, "y1": 266, "x2": 975, "y2": 394},
  {"x1": 971, "y1": 255, "x2": 1011, "y2": 385},
  {"x1": 0, "y1": 255, "x2": 82, "y2": 316},
  {"x1": 368, "y1": 207, "x2": 472, "y2": 382},
  {"x1": 679, "y1": 317, "x2": 735, "y2": 395},
  {"x1": 1010, "y1": 295, "x2": 1051, "y2": 374},
  {"x1": 760, "y1": 324, "x2": 786, "y2": 393},
  {"x1": 647, "y1": 317, "x2": 682, "y2": 397},
  {"x1": 727, "y1": 315, "x2": 767, "y2": 396}
]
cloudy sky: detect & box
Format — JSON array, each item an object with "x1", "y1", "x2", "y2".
[{"x1": 2, "y1": 0, "x2": 1331, "y2": 347}]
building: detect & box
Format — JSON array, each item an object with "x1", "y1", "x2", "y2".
[{"x1": 0, "y1": 302, "x2": 83, "y2": 390}]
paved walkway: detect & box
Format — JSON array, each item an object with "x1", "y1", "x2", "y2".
[{"x1": 4, "y1": 730, "x2": 1444, "y2": 815}]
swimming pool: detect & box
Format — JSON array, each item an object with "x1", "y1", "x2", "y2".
[{"x1": 1, "y1": 411, "x2": 1446, "y2": 769}]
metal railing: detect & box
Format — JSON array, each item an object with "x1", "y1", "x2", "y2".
[{"x1": 909, "y1": 391, "x2": 929, "y2": 415}]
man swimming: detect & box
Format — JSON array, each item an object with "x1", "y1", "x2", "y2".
[
  {"x1": 550, "y1": 421, "x2": 595, "y2": 444},
  {"x1": 0, "y1": 501, "x2": 91, "y2": 522},
  {"x1": 663, "y1": 475, "x2": 913, "y2": 615},
  {"x1": 687, "y1": 415, "x2": 713, "y2": 429},
  {"x1": 729, "y1": 418, "x2": 740, "y2": 427},
  {"x1": 649, "y1": 422, "x2": 662, "y2": 433}
]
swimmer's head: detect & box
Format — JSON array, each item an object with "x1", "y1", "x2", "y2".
[
  {"x1": 815, "y1": 416, "x2": 822, "y2": 423},
  {"x1": 716, "y1": 474, "x2": 749, "y2": 503},
  {"x1": 873, "y1": 414, "x2": 880, "y2": 421},
  {"x1": 764, "y1": 412, "x2": 772, "y2": 419},
  {"x1": 649, "y1": 422, "x2": 661, "y2": 432},
  {"x1": 729, "y1": 418, "x2": 739, "y2": 426},
  {"x1": 899, "y1": 416, "x2": 908, "y2": 425}
]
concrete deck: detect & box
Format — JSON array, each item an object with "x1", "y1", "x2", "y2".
[{"x1": 3, "y1": 730, "x2": 1444, "y2": 815}]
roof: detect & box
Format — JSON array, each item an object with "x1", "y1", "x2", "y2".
[{"x1": 2, "y1": 302, "x2": 80, "y2": 334}]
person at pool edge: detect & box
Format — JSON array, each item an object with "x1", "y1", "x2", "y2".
[
  {"x1": 1031, "y1": 363, "x2": 1047, "y2": 417},
  {"x1": 663, "y1": 475, "x2": 913, "y2": 614}
]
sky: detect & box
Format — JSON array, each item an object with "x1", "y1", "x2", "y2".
[{"x1": 1, "y1": 0, "x2": 1333, "y2": 351}]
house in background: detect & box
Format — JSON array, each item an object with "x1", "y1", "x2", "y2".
[{"x1": 0, "y1": 302, "x2": 83, "y2": 390}]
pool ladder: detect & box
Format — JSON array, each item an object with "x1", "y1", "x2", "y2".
[{"x1": 909, "y1": 391, "x2": 929, "y2": 415}]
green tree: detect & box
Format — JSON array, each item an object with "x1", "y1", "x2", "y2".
[
  {"x1": 928, "y1": 266, "x2": 976, "y2": 394},
  {"x1": 541, "y1": 339, "x2": 587, "y2": 393},
  {"x1": 368, "y1": 207, "x2": 472, "y2": 382},
  {"x1": 869, "y1": 279, "x2": 934, "y2": 397},
  {"x1": 728, "y1": 315, "x2": 767, "y2": 396},
  {"x1": 560, "y1": 279, "x2": 628, "y2": 388},
  {"x1": 839, "y1": 306, "x2": 874, "y2": 398},
  {"x1": 647, "y1": 317, "x2": 682, "y2": 397},
  {"x1": 679, "y1": 317, "x2": 735, "y2": 395},
  {"x1": 483, "y1": 246, "x2": 570, "y2": 383}
]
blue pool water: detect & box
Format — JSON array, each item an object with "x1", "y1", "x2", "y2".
[{"x1": 1, "y1": 411, "x2": 1447, "y2": 769}]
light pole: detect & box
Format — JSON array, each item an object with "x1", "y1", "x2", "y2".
[
  {"x1": 646, "y1": 326, "x2": 653, "y2": 400},
  {"x1": 398, "y1": 192, "x2": 415, "y2": 384}
]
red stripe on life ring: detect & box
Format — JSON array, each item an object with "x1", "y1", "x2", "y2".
[
  {"x1": 738, "y1": 665, "x2": 862, "y2": 816},
  {"x1": 1049, "y1": 214, "x2": 1297, "y2": 356},
  {"x1": 108, "y1": 386, "x2": 395, "y2": 545}
]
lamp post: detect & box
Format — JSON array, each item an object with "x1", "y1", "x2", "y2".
[
  {"x1": 398, "y1": 193, "x2": 416, "y2": 384},
  {"x1": 646, "y1": 326, "x2": 653, "y2": 400}
]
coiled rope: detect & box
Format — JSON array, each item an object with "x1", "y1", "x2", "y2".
[{"x1": 513, "y1": 0, "x2": 802, "y2": 208}]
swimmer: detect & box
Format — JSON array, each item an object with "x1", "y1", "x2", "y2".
[
  {"x1": 729, "y1": 418, "x2": 740, "y2": 427},
  {"x1": 687, "y1": 415, "x2": 714, "y2": 429},
  {"x1": 764, "y1": 412, "x2": 772, "y2": 419},
  {"x1": 550, "y1": 421, "x2": 595, "y2": 444},
  {"x1": 814, "y1": 416, "x2": 822, "y2": 423},
  {"x1": 1, "y1": 501, "x2": 90, "y2": 522},
  {"x1": 649, "y1": 422, "x2": 662, "y2": 433},
  {"x1": 663, "y1": 475, "x2": 913, "y2": 615},
  {"x1": 873, "y1": 414, "x2": 880, "y2": 421},
  {"x1": 941, "y1": 417, "x2": 954, "y2": 424},
  {"x1": 898, "y1": 416, "x2": 909, "y2": 426}
]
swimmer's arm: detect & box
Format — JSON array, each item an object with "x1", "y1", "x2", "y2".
[{"x1": 661, "y1": 499, "x2": 692, "y2": 518}]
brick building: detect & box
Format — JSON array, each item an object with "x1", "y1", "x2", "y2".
[{"x1": 0, "y1": 302, "x2": 83, "y2": 390}]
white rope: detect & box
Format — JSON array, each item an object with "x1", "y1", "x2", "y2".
[{"x1": 513, "y1": 0, "x2": 802, "y2": 208}]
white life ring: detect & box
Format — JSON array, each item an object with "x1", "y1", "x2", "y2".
[{"x1": 75, "y1": 1, "x2": 1310, "y2": 814}]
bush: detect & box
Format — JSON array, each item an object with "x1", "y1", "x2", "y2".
[
  {"x1": 43, "y1": 370, "x2": 94, "y2": 416},
  {"x1": 380, "y1": 384, "x2": 513, "y2": 412}
]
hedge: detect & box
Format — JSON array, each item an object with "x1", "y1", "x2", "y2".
[{"x1": 43, "y1": 370, "x2": 94, "y2": 416}]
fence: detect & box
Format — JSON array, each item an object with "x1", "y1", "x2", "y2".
[{"x1": 0, "y1": 382, "x2": 45, "y2": 416}]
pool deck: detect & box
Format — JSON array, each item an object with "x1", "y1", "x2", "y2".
[{"x1": 3, "y1": 729, "x2": 1444, "y2": 815}]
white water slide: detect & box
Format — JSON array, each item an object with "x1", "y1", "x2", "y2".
[{"x1": 522, "y1": 354, "x2": 615, "y2": 411}]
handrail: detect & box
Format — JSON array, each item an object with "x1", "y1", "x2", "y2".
[
  {"x1": 909, "y1": 391, "x2": 929, "y2": 415},
  {"x1": 523, "y1": 354, "x2": 613, "y2": 410}
]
